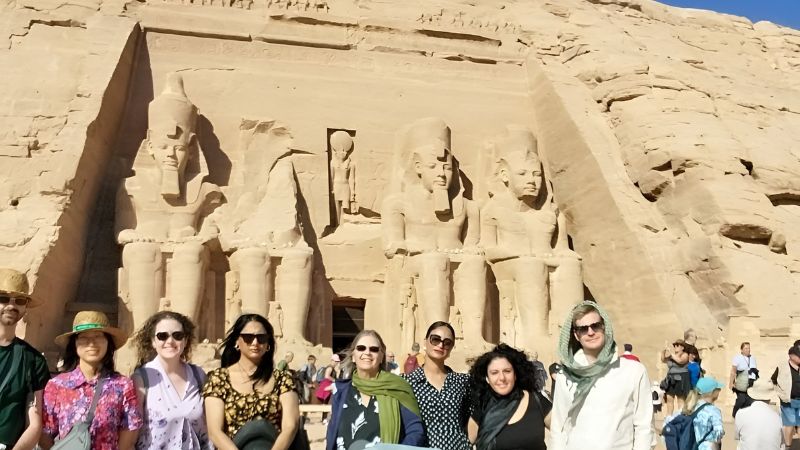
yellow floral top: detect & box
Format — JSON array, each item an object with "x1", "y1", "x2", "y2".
[{"x1": 201, "y1": 367, "x2": 295, "y2": 436}]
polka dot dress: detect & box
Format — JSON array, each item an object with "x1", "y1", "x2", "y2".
[{"x1": 404, "y1": 367, "x2": 471, "y2": 450}]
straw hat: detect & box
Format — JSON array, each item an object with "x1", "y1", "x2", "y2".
[
  {"x1": 0, "y1": 268, "x2": 41, "y2": 308},
  {"x1": 748, "y1": 378, "x2": 776, "y2": 402},
  {"x1": 55, "y1": 311, "x2": 128, "y2": 348}
]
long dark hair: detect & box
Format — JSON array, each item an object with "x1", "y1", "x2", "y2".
[
  {"x1": 62, "y1": 332, "x2": 117, "y2": 374},
  {"x1": 220, "y1": 314, "x2": 276, "y2": 387},
  {"x1": 132, "y1": 311, "x2": 196, "y2": 368},
  {"x1": 469, "y1": 343, "x2": 539, "y2": 409}
]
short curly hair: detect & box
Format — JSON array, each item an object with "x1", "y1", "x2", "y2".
[
  {"x1": 132, "y1": 311, "x2": 196, "y2": 368},
  {"x1": 469, "y1": 343, "x2": 541, "y2": 410}
]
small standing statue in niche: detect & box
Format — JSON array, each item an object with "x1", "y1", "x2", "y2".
[
  {"x1": 329, "y1": 130, "x2": 356, "y2": 225},
  {"x1": 481, "y1": 125, "x2": 582, "y2": 353}
]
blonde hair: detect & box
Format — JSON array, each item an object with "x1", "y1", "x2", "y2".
[{"x1": 682, "y1": 389, "x2": 717, "y2": 415}]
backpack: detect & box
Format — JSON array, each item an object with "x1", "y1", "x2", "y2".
[
  {"x1": 403, "y1": 354, "x2": 420, "y2": 374},
  {"x1": 315, "y1": 365, "x2": 328, "y2": 383},
  {"x1": 662, "y1": 403, "x2": 713, "y2": 450}
]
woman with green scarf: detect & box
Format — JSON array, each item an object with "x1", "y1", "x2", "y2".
[
  {"x1": 550, "y1": 301, "x2": 654, "y2": 450},
  {"x1": 325, "y1": 330, "x2": 425, "y2": 450}
]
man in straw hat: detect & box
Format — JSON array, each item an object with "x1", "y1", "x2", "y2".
[
  {"x1": 734, "y1": 377, "x2": 783, "y2": 450},
  {"x1": 0, "y1": 268, "x2": 50, "y2": 450}
]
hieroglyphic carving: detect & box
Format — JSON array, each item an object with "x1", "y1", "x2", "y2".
[
  {"x1": 115, "y1": 73, "x2": 223, "y2": 333},
  {"x1": 481, "y1": 126, "x2": 582, "y2": 352}
]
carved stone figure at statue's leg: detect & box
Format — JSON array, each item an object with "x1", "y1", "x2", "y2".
[
  {"x1": 275, "y1": 247, "x2": 313, "y2": 343},
  {"x1": 414, "y1": 252, "x2": 452, "y2": 332},
  {"x1": 453, "y1": 255, "x2": 491, "y2": 350},
  {"x1": 548, "y1": 256, "x2": 583, "y2": 332},
  {"x1": 491, "y1": 261, "x2": 517, "y2": 346},
  {"x1": 121, "y1": 242, "x2": 164, "y2": 332},
  {"x1": 168, "y1": 241, "x2": 209, "y2": 323},
  {"x1": 229, "y1": 247, "x2": 272, "y2": 318},
  {"x1": 512, "y1": 256, "x2": 549, "y2": 352}
]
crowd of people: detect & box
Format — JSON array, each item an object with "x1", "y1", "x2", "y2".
[{"x1": 0, "y1": 266, "x2": 798, "y2": 450}]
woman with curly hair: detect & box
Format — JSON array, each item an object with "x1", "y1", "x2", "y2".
[
  {"x1": 202, "y1": 314, "x2": 299, "y2": 450},
  {"x1": 131, "y1": 310, "x2": 211, "y2": 449},
  {"x1": 467, "y1": 343, "x2": 551, "y2": 450},
  {"x1": 326, "y1": 329, "x2": 425, "y2": 450}
]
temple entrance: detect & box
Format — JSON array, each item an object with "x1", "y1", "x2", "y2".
[{"x1": 331, "y1": 297, "x2": 365, "y2": 353}]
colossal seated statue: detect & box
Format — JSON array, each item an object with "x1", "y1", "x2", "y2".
[
  {"x1": 481, "y1": 126, "x2": 582, "y2": 352},
  {"x1": 381, "y1": 117, "x2": 488, "y2": 350},
  {"x1": 115, "y1": 73, "x2": 223, "y2": 333},
  {"x1": 217, "y1": 119, "x2": 313, "y2": 345}
]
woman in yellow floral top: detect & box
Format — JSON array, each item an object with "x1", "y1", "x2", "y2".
[{"x1": 202, "y1": 314, "x2": 299, "y2": 450}]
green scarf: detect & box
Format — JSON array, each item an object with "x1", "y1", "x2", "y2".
[
  {"x1": 558, "y1": 300, "x2": 617, "y2": 419},
  {"x1": 352, "y1": 370, "x2": 420, "y2": 444}
]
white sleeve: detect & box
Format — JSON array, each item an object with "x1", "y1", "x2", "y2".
[
  {"x1": 750, "y1": 356, "x2": 757, "y2": 369},
  {"x1": 633, "y1": 365, "x2": 656, "y2": 450},
  {"x1": 549, "y1": 373, "x2": 570, "y2": 450}
]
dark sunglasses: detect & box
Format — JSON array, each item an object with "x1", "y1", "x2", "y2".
[
  {"x1": 0, "y1": 295, "x2": 29, "y2": 307},
  {"x1": 240, "y1": 333, "x2": 269, "y2": 345},
  {"x1": 428, "y1": 334, "x2": 454, "y2": 349},
  {"x1": 574, "y1": 321, "x2": 605, "y2": 336},
  {"x1": 355, "y1": 344, "x2": 381, "y2": 353},
  {"x1": 155, "y1": 331, "x2": 186, "y2": 341}
]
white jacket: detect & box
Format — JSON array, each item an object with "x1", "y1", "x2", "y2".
[{"x1": 550, "y1": 351, "x2": 655, "y2": 450}]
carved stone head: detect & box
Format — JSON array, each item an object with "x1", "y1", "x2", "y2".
[
  {"x1": 495, "y1": 127, "x2": 543, "y2": 201},
  {"x1": 146, "y1": 73, "x2": 199, "y2": 200},
  {"x1": 405, "y1": 118, "x2": 454, "y2": 214},
  {"x1": 330, "y1": 130, "x2": 353, "y2": 162}
]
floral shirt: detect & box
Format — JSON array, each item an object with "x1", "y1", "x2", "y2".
[
  {"x1": 201, "y1": 368, "x2": 294, "y2": 437},
  {"x1": 43, "y1": 368, "x2": 143, "y2": 450}
]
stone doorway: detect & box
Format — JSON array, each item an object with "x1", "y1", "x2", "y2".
[{"x1": 331, "y1": 297, "x2": 365, "y2": 353}]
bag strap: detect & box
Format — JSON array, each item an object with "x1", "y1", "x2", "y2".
[
  {"x1": 189, "y1": 364, "x2": 203, "y2": 386},
  {"x1": 85, "y1": 376, "x2": 108, "y2": 425},
  {"x1": 0, "y1": 343, "x2": 22, "y2": 396}
]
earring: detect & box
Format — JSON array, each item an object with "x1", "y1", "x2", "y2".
[{"x1": 235, "y1": 344, "x2": 240, "y2": 350}]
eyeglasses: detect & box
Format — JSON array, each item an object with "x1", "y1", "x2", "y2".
[
  {"x1": 428, "y1": 334, "x2": 454, "y2": 349},
  {"x1": 240, "y1": 333, "x2": 268, "y2": 345},
  {"x1": 155, "y1": 331, "x2": 186, "y2": 341},
  {"x1": 0, "y1": 295, "x2": 29, "y2": 307},
  {"x1": 574, "y1": 321, "x2": 605, "y2": 336},
  {"x1": 355, "y1": 344, "x2": 381, "y2": 353}
]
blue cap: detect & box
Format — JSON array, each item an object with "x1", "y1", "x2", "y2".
[{"x1": 695, "y1": 376, "x2": 725, "y2": 395}]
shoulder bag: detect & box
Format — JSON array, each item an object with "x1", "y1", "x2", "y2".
[{"x1": 52, "y1": 377, "x2": 107, "y2": 450}]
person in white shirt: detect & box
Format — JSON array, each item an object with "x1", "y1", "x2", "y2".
[
  {"x1": 550, "y1": 301, "x2": 654, "y2": 450},
  {"x1": 731, "y1": 342, "x2": 758, "y2": 418},
  {"x1": 734, "y1": 377, "x2": 784, "y2": 450}
]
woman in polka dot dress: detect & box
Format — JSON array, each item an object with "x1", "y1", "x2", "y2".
[{"x1": 404, "y1": 321, "x2": 471, "y2": 450}]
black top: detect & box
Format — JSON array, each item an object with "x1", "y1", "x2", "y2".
[
  {"x1": 335, "y1": 387, "x2": 381, "y2": 450},
  {"x1": 0, "y1": 338, "x2": 51, "y2": 446},
  {"x1": 404, "y1": 367, "x2": 471, "y2": 450},
  {"x1": 771, "y1": 363, "x2": 800, "y2": 400},
  {"x1": 494, "y1": 391, "x2": 552, "y2": 450}
]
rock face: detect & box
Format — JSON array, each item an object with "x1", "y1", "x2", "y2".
[{"x1": 1, "y1": 0, "x2": 799, "y2": 378}]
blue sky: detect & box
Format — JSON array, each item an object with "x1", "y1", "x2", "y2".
[{"x1": 658, "y1": 1, "x2": 800, "y2": 30}]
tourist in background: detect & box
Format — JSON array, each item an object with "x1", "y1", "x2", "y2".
[
  {"x1": 735, "y1": 377, "x2": 783, "y2": 450},
  {"x1": 686, "y1": 344, "x2": 703, "y2": 388},
  {"x1": 621, "y1": 343, "x2": 640, "y2": 362},
  {"x1": 131, "y1": 311, "x2": 211, "y2": 449},
  {"x1": 202, "y1": 314, "x2": 298, "y2": 450},
  {"x1": 326, "y1": 330, "x2": 424, "y2": 450},
  {"x1": 468, "y1": 344, "x2": 551, "y2": 450},
  {"x1": 40, "y1": 311, "x2": 142, "y2": 450},
  {"x1": 661, "y1": 339, "x2": 691, "y2": 416},
  {"x1": 771, "y1": 345, "x2": 800, "y2": 449},
  {"x1": 731, "y1": 341, "x2": 758, "y2": 418},
  {"x1": 276, "y1": 351, "x2": 294, "y2": 371},
  {"x1": 405, "y1": 321, "x2": 471, "y2": 450},
  {"x1": 0, "y1": 269, "x2": 50, "y2": 450},
  {"x1": 550, "y1": 301, "x2": 653, "y2": 450},
  {"x1": 298, "y1": 355, "x2": 317, "y2": 404},
  {"x1": 683, "y1": 377, "x2": 725, "y2": 450},
  {"x1": 404, "y1": 342, "x2": 424, "y2": 374},
  {"x1": 385, "y1": 351, "x2": 400, "y2": 374}
]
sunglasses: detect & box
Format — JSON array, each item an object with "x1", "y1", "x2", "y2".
[
  {"x1": 0, "y1": 295, "x2": 29, "y2": 307},
  {"x1": 240, "y1": 333, "x2": 269, "y2": 345},
  {"x1": 574, "y1": 321, "x2": 605, "y2": 336},
  {"x1": 155, "y1": 331, "x2": 186, "y2": 341},
  {"x1": 428, "y1": 334, "x2": 454, "y2": 349},
  {"x1": 355, "y1": 344, "x2": 381, "y2": 353}
]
